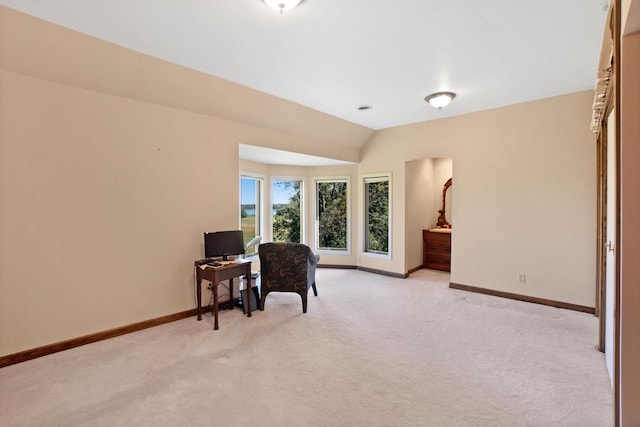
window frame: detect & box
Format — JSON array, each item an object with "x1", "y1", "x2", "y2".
[
  {"x1": 270, "y1": 176, "x2": 306, "y2": 244},
  {"x1": 361, "y1": 173, "x2": 392, "y2": 259},
  {"x1": 239, "y1": 173, "x2": 265, "y2": 256},
  {"x1": 314, "y1": 176, "x2": 351, "y2": 255}
]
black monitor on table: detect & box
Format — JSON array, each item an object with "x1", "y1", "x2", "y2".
[{"x1": 204, "y1": 230, "x2": 245, "y2": 261}]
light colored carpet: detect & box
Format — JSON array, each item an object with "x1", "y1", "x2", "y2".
[{"x1": 0, "y1": 269, "x2": 613, "y2": 427}]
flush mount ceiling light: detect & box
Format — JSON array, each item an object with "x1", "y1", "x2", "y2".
[
  {"x1": 264, "y1": 0, "x2": 303, "y2": 13},
  {"x1": 424, "y1": 92, "x2": 457, "y2": 110}
]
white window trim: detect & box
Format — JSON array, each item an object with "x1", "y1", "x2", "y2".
[
  {"x1": 361, "y1": 172, "x2": 392, "y2": 260},
  {"x1": 239, "y1": 172, "x2": 265, "y2": 257},
  {"x1": 270, "y1": 175, "x2": 307, "y2": 244},
  {"x1": 314, "y1": 176, "x2": 351, "y2": 255}
]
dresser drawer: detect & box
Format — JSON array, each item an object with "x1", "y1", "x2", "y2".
[
  {"x1": 425, "y1": 239, "x2": 451, "y2": 253},
  {"x1": 422, "y1": 230, "x2": 452, "y2": 272},
  {"x1": 424, "y1": 252, "x2": 450, "y2": 264}
]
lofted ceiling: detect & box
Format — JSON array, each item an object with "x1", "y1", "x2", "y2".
[
  {"x1": 0, "y1": 0, "x2": 608, "y2": 131},
  {"x1": 0, "y1": 1, "x2": 608, "y2": 165}
]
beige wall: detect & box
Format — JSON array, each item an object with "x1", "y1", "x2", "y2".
[
  {"x1": 623, "y1": 0, "x2": 640, "y2": 34},
  {"x1": 405, "y1": 159, "x2": 435, "y2": 271},
  {"x1": 0, "y1": 70, "x2": 238, "y2": 354},
  {"x1": 358, "y1": 91, "x2": 597, "y2": 307},
  {"x1": 620, "y1": 25, "x2": 640, "y2": 427}
]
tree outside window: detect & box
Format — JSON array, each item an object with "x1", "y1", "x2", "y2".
[
  {"x1": 364, "y1": 176, "x2": 390, "y2": 254},
  {"x1": 272, "y1": 179, "x2": 303, "y2": 243},
  {"x1": 316, "y1": 179, "x2": 348, "y2": 251}
]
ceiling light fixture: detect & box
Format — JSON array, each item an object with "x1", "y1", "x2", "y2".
[
  {"x1": 264, "y1": 0, "x2": 303, "y2": 13},
  {"x1": 424, "y1": 92, "x2": 457, "y2": 110}
]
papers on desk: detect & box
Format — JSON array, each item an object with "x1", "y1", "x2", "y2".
[{"x1": 198, "y1": 260, "x2": 235, "y2": 270}]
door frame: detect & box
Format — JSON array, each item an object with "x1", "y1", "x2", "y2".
[
  {"x1": 594, "y1": 2, "x2": 621, "y2": 425},
  {"x1": 596, "y1": 84, "x2": 614, "y2": 353}
]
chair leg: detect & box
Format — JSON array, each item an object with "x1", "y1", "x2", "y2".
[
  {"x1": 260, "y1": 291, "x2": 267, "y2": 311},
  {"x1": 301, "y1": 293, "x2": 308, "y2": 313},
  {"x1": 312, "y1": 281, "x2": 318, "y2": 296}
]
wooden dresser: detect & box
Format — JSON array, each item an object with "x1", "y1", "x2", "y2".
[{"x1": 422, "y1": 229, "x2": 451, "y2": 272}]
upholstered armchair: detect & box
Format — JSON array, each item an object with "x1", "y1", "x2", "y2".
[{"x1": 258, "y1": 242, "x2": 320, "y2": 313}]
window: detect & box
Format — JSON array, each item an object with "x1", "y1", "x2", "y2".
[
  {"x1": 272, "y1": 178, "x2": 304, "y2": 243},
  {"x1": 240, "y1": 176, "x2": 263, "y2": 254},
  {"x1": 363, "y1": 175, "x2": 390, "y2": 256},
  {"x1": 316, "y1": 178, "x2": 349, "y2": 252}
]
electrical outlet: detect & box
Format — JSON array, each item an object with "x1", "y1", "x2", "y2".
[{"x1": 518, "y1": 274, "x2": 526, "y2": 284}]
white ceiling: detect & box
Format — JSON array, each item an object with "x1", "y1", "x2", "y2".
[{"x1": 0, "y1": 0, "x2": 608, "y2": 164}]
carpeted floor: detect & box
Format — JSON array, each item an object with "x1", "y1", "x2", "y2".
[{"x1": 0, "y1": 268, "x2": 613, "y2": 426}]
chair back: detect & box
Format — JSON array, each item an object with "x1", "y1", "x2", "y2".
[{"x1": 259, "y1": 242, "x2": 314, "y2": 293}]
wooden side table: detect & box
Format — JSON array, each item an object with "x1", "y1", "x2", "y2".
[{"x1": 195, "y1": 259, "x2": 252, "y2": 330}]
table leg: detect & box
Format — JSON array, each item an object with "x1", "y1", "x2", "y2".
[
  {"x1": 246, "y1": 270, "x2": 252, "y2": 318},
  {"x1": 196, "y1": 278, "x2": 202, "y2": 321},
  {"x1": 213, "y1": 282, "x2": 219, "y2": 330}
]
